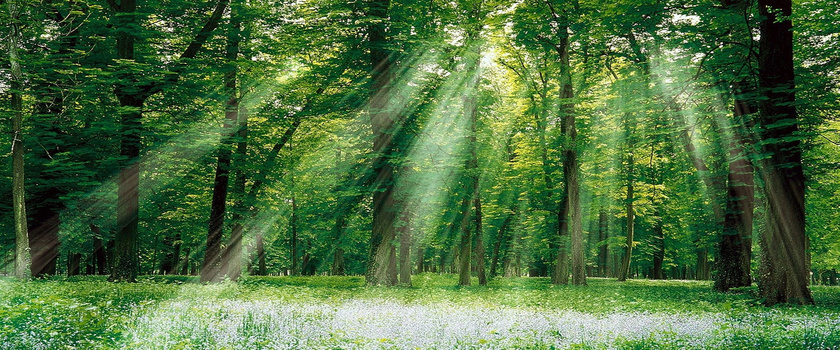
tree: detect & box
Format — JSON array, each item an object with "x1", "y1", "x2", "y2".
[
  {"x1": 756, "y1": 0, "x2": 813, "y2": 305},
  {"x1": 617, "y1": 113, "x2": 635, "y2": 282},
  {"x1": 201, "y1": 0, "x2": 243, "y2": 283},
  {"x1": 109, "y1": 0, "x2": 229, "y2": 282},
  {"x1": 365, "y1": 0, "x2": 399, "y2": 286},
  {"x1": 5, "y1": 0, "x2": 30, "y2": 280},
  {"x1": 550, "y1": 2, "x2": 586, "y2": 286}
]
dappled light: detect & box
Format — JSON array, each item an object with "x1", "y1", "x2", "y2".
[{"x1": 1, "y1": 0, "x2": 839, "y2": 347}]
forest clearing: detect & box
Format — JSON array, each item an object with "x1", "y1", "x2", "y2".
[
  {"x1": 2, "y1": 0, "x2": 840, "y2": 348},
  {"x1": 2, "y1": 275, "x2": 840, "y2": 349}
]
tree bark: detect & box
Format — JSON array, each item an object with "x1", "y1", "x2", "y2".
[
  {"x1": 474, "y1": 194, "x2": 486, "y2": 285},
  {"x1": 415, "y1": 246, "x2": 425, "y2": 273},
  {"x1": 715, "y1": 93, "x2": 755, "y2": 291},
  {"x1": 652, "y1": 209, "x2": 665, "y2": 280},
  {"x1": 597, "y1": 208, "x2": 608, "y2": 277},
  {"x1": 457, "y1": 196, "x2": 472, "y2": 286},
  {"x1": 365, "y1": 0, "x2": 399, "y2": 286},
  {"x1": 490, "y1": 214, "x2": 510, "y2": 278},
  {"x1": 255, "y1": 234, "x2": 266, "y2": 275},
  {"x1": 618, "y1": 152, "x2": 634, "y2": 282},
  {"x1": 756, "y1": 0, "x2": 813, "y2": 305},
  {"x1": 558, "y1": 28, "x2": 586, "y2": 286},
  {"x1": 220, "y1": 0, "x2": 245, "y2": 282},
  {"x1": 331, "y1": 212, "x2": 349, "y2": 276},
  {"x1": 200, "y1": 41, "x2": 240, "y2": 281},
  {"x1": 398, "y1": 210, "x2": 412, "y2": 285},
  {"x1": 93, "y1": 237, "x2": 108, "y2": 275},
  {"x1": 290, "y1": 191, "x2": 298, "y2": 275},
  {"x1": 6, "y1": 0, "x2": 30, "y2": 280}
]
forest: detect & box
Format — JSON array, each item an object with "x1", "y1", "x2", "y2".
[{"x1": 1, "y1": 0, "x2": 840, "y2": 347}]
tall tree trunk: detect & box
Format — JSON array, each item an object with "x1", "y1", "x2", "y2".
[
  {"x1": 399, "y1": 210, "x2": 412, "y2": 285},
  {"x1": 597, "y1": 208, "x2": 608, "y2": 277},
  {"x1": 492, "y1": 134, "x2": 518, "y2": 278},
  {"x1": 458, "y1": 24, "x2": 483, "y2": 286},
  {"x1": 110, "y1": 0, "x2": 142, "y2": 283},
  {"x1": 457, "y1": 196, "x2": 472, "y2": 286},
  {"x1": 201, "y1": 0, "x2": 241, "y2": 282},
  {"x1": 365, "y1": 0, "x2": 398, "y2": 286},
  {"x1": 715, "y1": 93, "x2": 755, "y2": 291},
  {"x1": 558, "y1": 28, "x2": 586, "y2": 286},
  {"x1": 618, "y1": 154, "x2": 634, "y2": 282},
  {"x1": 474, "y1": 194, "x2": 486, "y2": 285},
  {"x1": 696, "y1": 248, "x2": 710, "y2": 280},
  {"x1": 553, "y1": 192, "x2": 569, "y2": 284},
  {"x1": 255, "y1": 234, "x2": 266, "y2": 275},
  {"x1": 331, "y1": 212, "x2": 349, "y2": 276},
  {"x1": 67, "y1": 253, "x2": 82, "y2": 276},
  {"x1": 290, "y1": 191, "x2": 298, "y2": 275},
  {"x1": 159, "y1": 232, "x2": 180, "y2": 275},
  {"x1": 221, "y1": 0, "x2": 245, "y2": 282},
  {"x1": 7, "y1": 0, "x2": 30, "y2": 279},
  {"x1": 415, "y1": 246, "x2": 425, "y2": 273},
  {"x1": 756, "y1": 0, "x2": 813, "y2": 305},
  {"x1": 490, "y1": 214, "x2": 511, "y2": 278},
  {"x1": 529, "y1": 93, "x2": 561, "y2": 282},
  {"x1": 92, "y1": 228, "x2": 108, "y2": 275},
  {"x1": 652, "y1": 209, "x2": 665, "y2": 280}
]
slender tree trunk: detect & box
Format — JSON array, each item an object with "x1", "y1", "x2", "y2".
[
  {"x1": 529, "y1": 93, "x2": 561, "y2": 282},
  {"x1": 221, "y1": 0, "x2": 244, "y2": 282},
  {"x1": 756, "y1": 0, "x2": 812, "y2": 305},
  {"x1": 652, "y1": 209, "x2": 665, "y2": 280},
  {"x1": 415, "y1": 246, "x2": 425, "y2": 273},
  {"x1": 597, "y1": 208, "x2": 608, "y2": 277},
  {"x1": 290, "y1": 191, "x2": 298, "y2": 275},
  {"x1": 618, "y1": 154, "x2": 634, "y2": 282},
  {"x1": 399, "y1": 210, "x2": 412, "y2": 285},
  {"x1": 255, "y1": 234, "x2": 266, "y2": 275},
  {"x1": 91, "y1": 226, "x2": 108, "y2": 275},
  {"x1": 553, "y1": 197, "x2": 570, "y2": 283},
  {"x1": 438, "y1": 247, "x2": 447, "y2": 274},
  {"x1": 365, "y1": 0, "x2": 398, "y2": 286},
  {"x1": 457, "y1": 196, "x2": 472, "y2": 286},
  {"x1": 200, "y1": 95, "x2": 238, "y2": 282},
  {"x1": 474, "y1": 194, "x2": 486, "y2": 285},
  {"x1": 67, "y1": 253, "x2": 82, "y2": 276},
  {"x1": 159, "y1": 231, "x2": 180, "y2": 275},
  {"x1": 7, "y1": 0, "x2": 30, "y2": 280},
  {"x1": 457, "y1": 27, "x2": 484, "y2": 286},
  {"x1": 331, "y1": 211, "x2": 349, "y2": 276},
  {"x1": 490, "y1": 215, "x2": 511, "y2": 278}
]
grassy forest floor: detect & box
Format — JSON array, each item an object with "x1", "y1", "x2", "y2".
[{"x1": 1, "y1": 274, "x2": 838, "y2": 349}]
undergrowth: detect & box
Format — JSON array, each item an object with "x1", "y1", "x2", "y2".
[{"x1": 0, "y1": 274, "x2": 837, "y2": 349}]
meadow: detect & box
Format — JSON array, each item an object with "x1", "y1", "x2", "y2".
[{"x1": 1, "y1": 274, "x2": 838, "y2": 349}]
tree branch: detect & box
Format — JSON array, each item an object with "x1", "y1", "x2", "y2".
[
  {"x1": 140, "y1": 0, "x2": 230, "y2": 98},
  {"x1": 180, "y1": 0, "x2": 229, "y2": 60}
]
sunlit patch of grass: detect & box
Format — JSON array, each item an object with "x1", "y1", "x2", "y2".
[{"x1": 0, "y1": 274, "x2": 839, "y2": 349}]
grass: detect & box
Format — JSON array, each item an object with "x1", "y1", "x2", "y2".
[{"x1": 0, "y1": 274, "x2": 838, "y2": 349}]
